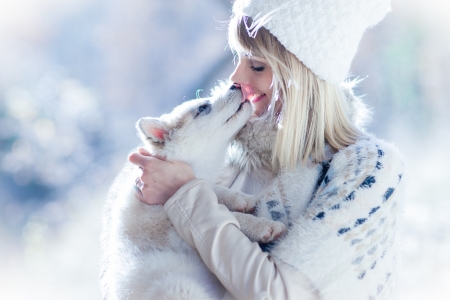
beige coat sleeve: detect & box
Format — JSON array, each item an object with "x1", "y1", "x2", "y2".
[{"x1": 164, "y1": 179, "x2": 320, "y2": 300}]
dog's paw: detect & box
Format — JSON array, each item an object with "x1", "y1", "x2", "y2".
[
  {"x1": 220, "y1": 193, "x2": 258, "y2": 214},
  {"x1": 223, "y1": 194, "x2": 258, "y2": 213},
  {"x1": 236, "y1": 214, "x2": 287, "y2": 243},
  {"x1": 258, "y1": 220, "x2": 286, "y2": 243},
  {"x1": 214, "y1": 185, "x2": 259, "y2": 213}
]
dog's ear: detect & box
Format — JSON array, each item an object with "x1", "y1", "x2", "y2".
[{"x1": 137, "y1": 117, "x2": 169, "y2": 144}]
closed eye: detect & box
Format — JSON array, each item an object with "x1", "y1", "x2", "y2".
[
  {"x1": 196, "y1": 103, "x2": 211, "y2": 117},
  {"x1": 250, "y1": 66, "x2": 265, "y2": 72}
]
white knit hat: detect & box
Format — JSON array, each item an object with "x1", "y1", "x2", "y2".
[{"x1": 232, "y1": 0, "x2": 391, "y2": 84}]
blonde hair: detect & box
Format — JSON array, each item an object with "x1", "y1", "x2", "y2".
[{"x1": 228, "y1": 15, "x2": 369, "y2": 169}]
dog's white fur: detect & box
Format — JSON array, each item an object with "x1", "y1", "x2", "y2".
[{"x1": 101, "y1": 84, "x2": 286, "y2": 299}]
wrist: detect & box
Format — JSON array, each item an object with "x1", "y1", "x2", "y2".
[{"x1": 164, "y1": 178, "x2": 208, "y2": 210}]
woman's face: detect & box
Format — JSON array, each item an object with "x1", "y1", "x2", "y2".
[{"x1": 229, "y1": 53, "x2": 273, "y2": 116}]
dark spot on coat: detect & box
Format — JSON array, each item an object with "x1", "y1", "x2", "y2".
[
  {"x1": 314, "y1": 212, "x2": 325, "y2": 220},
  {"x1": 270, "y1": 211, "x2": 285, "y2": 221},
  {"x1": 376, "y1": 161, "x2": 383, "y2": 169},
  {"x1": 338, "y1": 227, "x2": 351, "y2": 235},
  {"x1": 371, "y1": 261, "x2": 377, "y2": 269},
  {"x1": 354, "y1": 218, "x2": 367, "y2": 227},
  {"x1": 345, "y1": 191, "x2": 355, "y2": 201},
  {"x1": 360, "y1": 176, "x2": 376, "y2": 188},
  {"x1": 325, "y1": 188, "x2": 338, "y2": 198},
  {"x1": 352, "y1": 256, "x2": 364, "y2": 265},
  {"x1": 383, "y1": 188, "x2": 395, "y2": 202},
  {"x1": 331, "y1": 203, "x2": 340, "y2": 210},
  {"x1": 377, "y1": 149, "x2": 385, "y2": 158},
  {"x1": 351, "y1": 238, "x2": 362, "y2": 245},
  {"x1": 266, "y1": 200, "x2": 279, "y2": 210},
  {"x1": 368, "y1": 245, "x2": 377, "y2": 255},
  {"x1": 358, "y1": 271, "x2": 366, "y2": 280},
  {"x1": 369, "y1": 206, "x2": 380, "y2": 216},
  {"x1": 366, "y1": 229, "x2": 376, "y2": 237}
]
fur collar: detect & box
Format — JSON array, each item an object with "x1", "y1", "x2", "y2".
[{"x1": 227, "y1": 116, "x2": 278, "y2": 173}]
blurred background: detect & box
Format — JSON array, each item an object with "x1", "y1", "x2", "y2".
[{"x1": 0, "y1": 0, "x2": 448, "y2": 299}]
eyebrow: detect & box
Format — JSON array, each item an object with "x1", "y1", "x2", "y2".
[
  {"x1": 248, "y1": 56, "x2": 267, "y2": 64},
  {"x1": 240, "y1": 52, "x2": 268, "y2": 64}
]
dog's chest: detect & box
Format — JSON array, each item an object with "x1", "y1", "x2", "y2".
[{"x1": 227, "y1": 167, "x2": 275, "y2": 195}]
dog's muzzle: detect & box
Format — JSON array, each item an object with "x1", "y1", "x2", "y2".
[{"x1": 230, "y1": 83, "x2": 241, "y2": 90}]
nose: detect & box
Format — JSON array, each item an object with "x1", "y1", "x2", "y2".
[
  {"x1": 229, "y1": 61, "x2": 250, "y2": 102},
  {"x1": 229, "y1": 60, "x2": 248, "y2": 86}
]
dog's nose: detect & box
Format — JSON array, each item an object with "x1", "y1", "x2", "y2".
[{"x1": 230, "y1": 83, "x2": 241, "y2": 90}]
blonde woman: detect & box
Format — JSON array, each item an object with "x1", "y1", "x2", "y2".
[{"x1": 129, "y1": 0, "x2": 404, "y2": 299}]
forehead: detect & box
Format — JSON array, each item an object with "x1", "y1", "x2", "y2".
[
  {"x1": 239, "y1": 52, "x2": 268, "y2": 63},
  {"x1": 158, "y1": 98, "x2": 208, "y2": 128}
]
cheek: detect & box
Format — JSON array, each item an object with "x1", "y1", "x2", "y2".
[{"x1": 262, "y1": 72, "x2": 273, "y2": 97}]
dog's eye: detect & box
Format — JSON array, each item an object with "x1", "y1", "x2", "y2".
[{"x1": 196, "y1": 104, "x2": 211, "y2": 117}]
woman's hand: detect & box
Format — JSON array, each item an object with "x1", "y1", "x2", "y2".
[{"x1": 128, "y1": 148, "x2": 196, "y2": 205}]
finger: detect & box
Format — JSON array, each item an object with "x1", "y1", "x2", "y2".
[
  {"x1": 138, "y1": 147, "x2": 152, "y2": 156},
  {"x1": 128, "y1": 152, "x2": 149, "y2": 167},
  {"x1": 137, "y1": 147, "x2": 167, "y2": 162}
]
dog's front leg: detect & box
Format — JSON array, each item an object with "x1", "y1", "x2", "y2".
[{"x1": 213, "y1": 184, "x2": 258, "y2": 213}]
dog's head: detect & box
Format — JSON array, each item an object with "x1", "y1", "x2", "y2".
[{"x1": 136, "y1": 83, "x2": 252, "y2": 175}]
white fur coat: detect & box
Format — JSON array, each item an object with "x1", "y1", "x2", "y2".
[
  {"x1": 263, "y1": 138, "x2": 404, "y2": 300},
  {"x1": 223, "y1": 88, "x2": 405, "y2": 299}
]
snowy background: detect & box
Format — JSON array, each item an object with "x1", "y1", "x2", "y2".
[{"x1": 0, "y1": 0, "x2": 449, "y2": 299}]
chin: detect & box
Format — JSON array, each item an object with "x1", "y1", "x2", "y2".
[{"x1": 251, "y1": 100, "x2": 271, "y2": 116}]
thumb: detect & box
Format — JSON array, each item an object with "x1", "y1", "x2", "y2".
[
  {"x1": 138, "y1": 147, "x2": 151, "y2": 156},
  {"x1": 138, "y1": 147, "x2": 167, "y2": 161}
]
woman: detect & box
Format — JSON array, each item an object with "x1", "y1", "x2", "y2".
[{"x1": 129, "y1": 0, "x2": 404, "y2": 299}]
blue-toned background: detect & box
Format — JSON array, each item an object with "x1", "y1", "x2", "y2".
[{"x1": 0, "y1": 0, "x2": 449, "y2": 298}]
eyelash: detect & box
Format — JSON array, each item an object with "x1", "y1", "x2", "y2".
[{"x1": 250, "y1": 66, "x2": 265, "y2": 72}]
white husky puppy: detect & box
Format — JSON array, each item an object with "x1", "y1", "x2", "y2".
[{"x1": 101, "y1": 84, "x2": 286, "y2": 300}]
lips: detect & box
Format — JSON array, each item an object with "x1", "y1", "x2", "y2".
[
  {"x1": 248, "y1": 93, "x2": 266, "y2": 103},
  {"x1": 233, "y1": 83, "x2": 266, "y2": 104}
]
